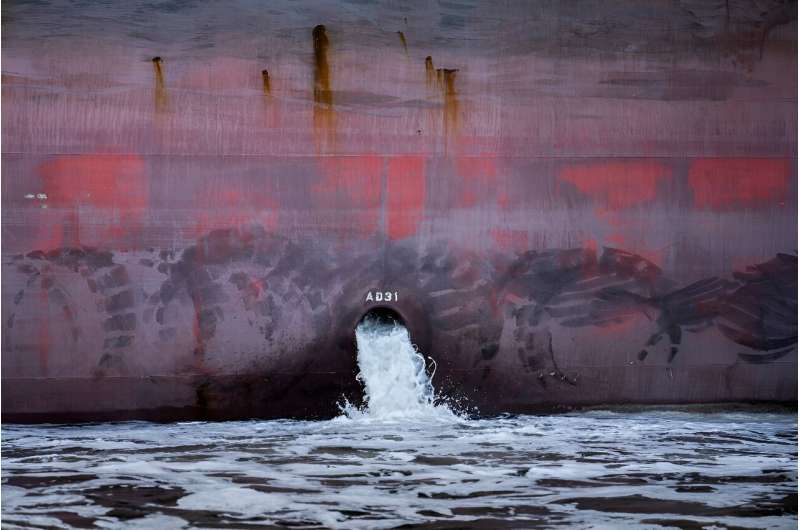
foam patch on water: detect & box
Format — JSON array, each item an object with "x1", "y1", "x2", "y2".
[
  {"x1": 339, "y1": 317, "x2": 460, "y2": 422},
  {"x1": 1, "y1": 412, "x2": 796, "y2": 529}
]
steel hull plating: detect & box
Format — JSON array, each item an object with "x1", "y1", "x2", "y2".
[{"x1": 2, "y1": 1, "x2": 797, "y2": 421}]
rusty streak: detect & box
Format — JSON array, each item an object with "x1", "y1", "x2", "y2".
[
  {"x1": 398, "y1": 31, "x2": 408, "y2": 54},
  {"x1": 312, "y1": 25, "x2": 332, "y2": 107},
  {"x1": 261, "y1": 69, "x2": 271, "y2": 96},
  {"x1": 312, "y1": 24, "x2": 334, "y2": 150},
  {"x1": 441, "y1": 68, "x2": 459, "y2": 149},
  {"x1": 151, "y1": 56, "x2": 167, "y2": 112}
]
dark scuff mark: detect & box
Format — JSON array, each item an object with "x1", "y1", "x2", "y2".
[
  {"x1": 480, "y1": 343, "x2": 499, "y2": 361},
  {"x1": 105, "y1": 290, "x2": 135, "y2": 312},
  {"x1": 397, "y1": 31, "x2": 408, "y2": 54},
  {"x1": 504, "y1": 247, "x2": 796, "y2": 365},
  {"x1": 545, "y1": 331, "x2": 577, "y2": 386},
  {"x1": 104, "y1": 314, "x2": 136, "y2": 332},
  {"x1": 759, "y1": 3, "x2": 795, "y2": 59},
  {"x1": 718, "y1": 253, "x2": 797, "y2": 357},
  {"x1": 103, "y1": 336, "x2": 133, "y2": 349},
  {"x1": 261, "y1": 69, "x2": 271, "y2": 96},
  {"x1": 195, "y1": 380, "x2": 210, "y2": 410},
  {"x1": 152, "y1": 225, "x2": 335, "y2": 371},
  {"x1": 152, "y1": 57, "x2": 167, "y2": 112},
  {"x1": 30, "y1": 247, "x2": 114, "y2": 273},
  {"x1": 98, "y1": 265, "x2": 129, "y2": 290},
  {"x1": 739, "y1": 347, "x2": 795, "y2": 364}
]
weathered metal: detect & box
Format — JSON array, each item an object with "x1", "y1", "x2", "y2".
[{"x1": 2, "y1": 1, "x2": 797, "y2": 422}]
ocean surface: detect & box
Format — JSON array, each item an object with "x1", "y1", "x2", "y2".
[{"x1": 2, "y1": 320, "x2": 797, "y2": 529}]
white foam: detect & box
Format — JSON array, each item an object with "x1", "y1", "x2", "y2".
[
  {"x1": 340, "y1": 318, "x2": 460, "y2": 422},
  {"x1": 177, "y1": 487, "x2": 289, "y2": 517},
  {"x1": 2, "y1": 412, "x2": 796, "y2": 530}
]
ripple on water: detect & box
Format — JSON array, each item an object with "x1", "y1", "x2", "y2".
[{"x1": 1, "y1": 412, "x2": 797, "y2": 529}]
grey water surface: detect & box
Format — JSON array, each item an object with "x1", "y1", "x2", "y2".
[{"x1": 2, "y1": 411, "x2": 797, "y2": 529}]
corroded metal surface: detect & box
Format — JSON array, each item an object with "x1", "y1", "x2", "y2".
[{"x1": 2, "y1": 1, "x2": 797, "y2": 421}]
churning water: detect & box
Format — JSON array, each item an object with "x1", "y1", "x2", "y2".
[
  {"x1": 1, "y1": 322, "x2": 797, "y2": 529},
  {"x1": 340, "y1": 317, "x2": 457, "y2": 422}
]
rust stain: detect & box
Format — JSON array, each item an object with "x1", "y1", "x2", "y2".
[
  {"x1": 397, "y1": 31, "x2": 408, "y2": 54},
  {"x1": 312, "y1": 25, "x2": 334, "y2": 151},
  {"x1": 425, "y1": 56, "x2": 435, "y2": 87},
  {"x1": 261, "y1": 69, "x2": 271, "y2": 96},
  {"x1": 441, "y1": 68, "x2": 459, "y2": 151},
  {"x1": 152, "y1": 56, "x2": 167, "y2": 112}
]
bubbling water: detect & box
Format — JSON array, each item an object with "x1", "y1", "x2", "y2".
[{"x1": 340, "y1": 317, "x2": 458, "y2": 421}]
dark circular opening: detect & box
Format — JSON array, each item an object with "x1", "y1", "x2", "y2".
[{"x1": 358, "y1": 306, "x2": 405, "y2": 328}]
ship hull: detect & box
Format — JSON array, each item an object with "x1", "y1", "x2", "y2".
[{"x1": 2, "y1": 1, "x2": 797, "y2": 421}]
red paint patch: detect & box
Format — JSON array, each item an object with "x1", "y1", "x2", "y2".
[
  {"x1": 456, "y1": 157, "x2": 498, "y2": 207},
  {"x1": 37, "y1": 154, "x2": 148, "y2": 246},
  {"x1": 30, "y1": 209, "x2": 74, "y2": 251},
  {"x1": 387, "y1": 156, "x2": 426, "y2": 240},
  {"x1": 583, "y1": 238, "x2": 598, "y2": 255},
  {"x1": 39, "y1": 154, "x2": 147, "y2": 210},
  {"x1": 560, "y1": 161, "x2": 669, "y2": 210},
  {"x1": 313, "y1": 156, "x2": 382, "y2": 238},
  {"x1": 688, "y1": 159, "x2": 790, "y2": 211}
]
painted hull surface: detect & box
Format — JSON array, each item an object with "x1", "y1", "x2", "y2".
[{"x1": 2, "y1": 1, "x2": 797, "y2": 421}]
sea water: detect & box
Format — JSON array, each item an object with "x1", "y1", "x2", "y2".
[{"x1": 2, "y1": 320, "x2": 797, "y2": 529}]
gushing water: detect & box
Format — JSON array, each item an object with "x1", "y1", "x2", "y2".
[
  {"x1": 341, "y1": 317, "x2": 457, "y2": 421},
  {"x1": 2, "y1": 321, "x2": 796, "y2": 529}
]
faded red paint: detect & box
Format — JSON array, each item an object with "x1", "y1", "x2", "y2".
[
  {"x1": 456, "y1": 157, "x2": 498, "y2": 207},
  {"x1": 39, "y1": 154, "x2": 147, "y2": 210},
  {"x1": 688, "y1": 158, "x2": 790, "y2": 211},
  {"x1": 594, "y1": 214, "x2": 667, "y2": 267},
  {"x1": 560, "y1": 161, "x2": 670, "y2": 210},
  {"x1": 189, "y1": 189, "x2": 278, "y2": 238},
  {"x1": 560, "y1": 161, "x2": 672, "y2": 267},
  {"x1": 37, "y1": 154, "x2": 148, "y2": 246},
  {"x1": 313, "y1": 156, "x2": 382, "y2": 237},
  {"x1": 387, "y1": 156, "x2": 426, "y2": 240}
]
